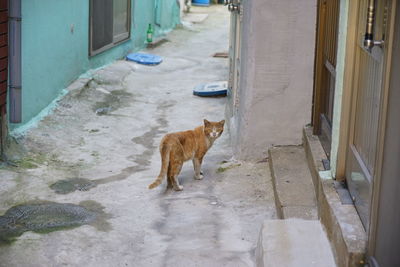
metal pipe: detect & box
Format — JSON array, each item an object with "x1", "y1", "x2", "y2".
[
  {"x1": 364, "y1": 0, "x2": 375, "y2": 49},
  {"x1": 9, "y1": 0, "x2": 22, "y2": 123},
  {"x1": 364, "y1": 0, "x2": 385, "y2": 50}
]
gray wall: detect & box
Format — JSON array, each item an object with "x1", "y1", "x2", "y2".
[{"x1": 230, "y1": 0, "x2": 317, "y2": 160}]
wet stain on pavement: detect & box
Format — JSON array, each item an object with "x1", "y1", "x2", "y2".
[
  {"x1": 96, "y1": 165, "x2": 147, "y2": 185},
  {"x1": 129, "y1": 103, "x2": 171, "y2": 166},
  {"x1": 50, "y1": 100, "x2": 174, "y2": 194},
  {"x1": 92, "y1": 90, "x2": 133, "y2": 115},
  {"x1": 130, "y1": 126, "x2": 164, "y2": 167},
  {"x1": 0, "y1": 200, "x2": 110, "y2": 245},
  {"x1": 49, "y1": 165, "x2": 147, "y2": 194},
  {"x1": 50, "y1": 178, "x2": 97, "y2": 194}
]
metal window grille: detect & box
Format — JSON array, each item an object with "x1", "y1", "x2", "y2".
[{"x1": 90, "y1": 0, "x2": 131, "y2": 56}]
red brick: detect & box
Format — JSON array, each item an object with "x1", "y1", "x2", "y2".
[
  {"x1": 0, "y1": 69, "x2": 6, "y2": 81},
  {"x1": 0, "y1": 22, "x2": 7, "y2": 34},
  {"x1": 0, "y1": 45, "x2": 7, "y2": 58},
  {"x1": 0, "y1": 92, "x2": 6, "y2": 106},
  {"x1": 0, "y1": 34, "x2": 6, "y2": 47},
  {"x1": 0, "y1": 57, "x2": 6, "y2": 70},
  {"x1": 0, "y1": 11, "x2": 6, "y2": 23},
  {"x1": 0, "y1": 81, "x2": 6, "y2": 94},
  {"x1": 0, "y1": 0, "x2": 7, "y2": 11}
]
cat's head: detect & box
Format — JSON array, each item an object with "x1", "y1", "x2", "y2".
[{"x1": 203, "y1": 119, "x2": 225, "y2": 139}]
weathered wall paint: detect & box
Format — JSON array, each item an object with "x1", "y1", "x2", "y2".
[
  {"x1": 230, "y1": 0, "x2": 317, "y2": 160},
  {"x1": 11, "y1": 0, "x2": 179, "y2": 129},
  {"x1": 158, "y1": 0, "x2": 180, "y2": 35},
  {"x1": 330, "y1": 0, "x2": 349, "y2": 178}
]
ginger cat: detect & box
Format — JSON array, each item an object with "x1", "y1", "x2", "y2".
[{"x1": 149, "y1": 119, "x2": 225, "y2": 191}]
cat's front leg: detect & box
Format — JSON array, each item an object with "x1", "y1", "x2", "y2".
[{"x1": 193, "y1": 157, "x2": 203, "y2": 180}]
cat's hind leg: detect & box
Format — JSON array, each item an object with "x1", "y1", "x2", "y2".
[
  {"x1": 169, "y1": 158, "x2": 184, "y2": 191},
  {"x1": 166, "y1": 165, "x2": 173, "y2": 189}
]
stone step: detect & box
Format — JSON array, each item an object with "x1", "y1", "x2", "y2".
[
  {"x1": 268, "y1": 145, "x2": 318, "y2": 220},
  {"x1": 256, "y1": 219, "x2": 336, "y2": 267}
]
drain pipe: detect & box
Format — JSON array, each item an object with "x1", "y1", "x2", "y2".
[{"x1": 9, "y1": 0, "x2": 22, "y2": 123}]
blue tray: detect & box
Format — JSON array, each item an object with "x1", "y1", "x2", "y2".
[
  {"x1": 193, "y1": 81, "x2": 228, "y2": 96},
  {"x1": 126, "y1": 53, "x2": 163, "y2": 65}
]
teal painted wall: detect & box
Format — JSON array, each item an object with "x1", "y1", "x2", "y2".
[{"x1": 11, "y1": 0, "x2": 179, "y2": 129}]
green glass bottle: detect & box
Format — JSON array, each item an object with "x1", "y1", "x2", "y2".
[{"x1": 146, "y1": 23, "x2": 153, "y2": 43}]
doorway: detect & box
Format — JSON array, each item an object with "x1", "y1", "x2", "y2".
[{"x1": 344, "y1": 0, "x2": 395, "y2": 231}]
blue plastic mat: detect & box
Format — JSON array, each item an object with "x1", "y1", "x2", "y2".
[
  {"x1": 193, "y1": 81, "x2": 228, "y2": 97},
  {"x1": 126, "y1": 53, "x2": 163, "y2": 65}
]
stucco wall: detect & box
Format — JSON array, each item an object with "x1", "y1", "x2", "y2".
[
  {"x1": 231, "y1": 0, "x2": 317, "y2": 160},
  {"x1": 13, "y1": 0, "x2": 179, "y2": 128}
]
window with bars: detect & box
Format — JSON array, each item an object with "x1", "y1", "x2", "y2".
[{"x1": 90, "y1": 0, "x2": 131, "y2": 56}]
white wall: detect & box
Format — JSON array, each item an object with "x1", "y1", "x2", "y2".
[
  {"x1": 230, "y1": 0, "x2": 317, "y2": 160},
  {"x1": 178, "y1": 0, "x2": 190, "y2": 17}
]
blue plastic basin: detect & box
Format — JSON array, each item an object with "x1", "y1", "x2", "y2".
[
  {"x1": 193, "y1": 81, "x2": 228, "y2": 97},
  {"x1": 192, "y1": 0, "x2": 210, "y2": 6},
  {"x1": 126, "y1": 53, "x2": 163, "y2": 65}
]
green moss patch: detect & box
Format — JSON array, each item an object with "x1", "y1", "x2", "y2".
[{"x1": 216, "y1": 163, "x2": 241, "y2": 173}]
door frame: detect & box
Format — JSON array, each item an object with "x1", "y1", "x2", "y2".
[{"x1": 334, "y1": 0, "x2": 359, "y2": 181}]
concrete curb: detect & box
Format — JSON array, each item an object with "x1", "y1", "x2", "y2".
[
  {"x1": 303, "y1": 126, "x2": 367, "y2": 267},
  {"x1": 268, "y1": 150, "x2": 284, "y2": 219},
  {"x1": 66, "y1": 78, "x2": 91, "y2": 98}
]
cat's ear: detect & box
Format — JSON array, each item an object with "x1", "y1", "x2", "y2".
[
  {"x1": 203, "y1": 119, "x2": 210, "y2": 126},
  {"x1": 219, "y1": 120, "x2": 225, "y2": 126}
]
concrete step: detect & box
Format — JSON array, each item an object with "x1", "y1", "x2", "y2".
[
  {"x1": 256, "y1": 219, "x2": 336, "y2": 267},
  {"x1": 268, "y1": 146, "x2": 318, "y2": 220},
  {"x1": 303, "y1": 127, "x2": 367, "y2": 267}
]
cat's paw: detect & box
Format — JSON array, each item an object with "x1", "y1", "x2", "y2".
[
  {"x1": 174, "y1": 185, "x2": 184, "y2": 191},
  {"x1": 194, "y1": 174, "x2": 204, "y2": 180}
]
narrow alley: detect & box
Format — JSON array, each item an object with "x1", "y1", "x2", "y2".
[{"x1": 0, "y1": 6, "x2": 276, "y2": 267}]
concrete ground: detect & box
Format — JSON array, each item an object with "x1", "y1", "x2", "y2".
[
  {"x1": 0, "y1": 5, "x2": 276, "y2": 267},
  {"x1": 256, "y1": 219, "x2": 336, "y2": 267}
]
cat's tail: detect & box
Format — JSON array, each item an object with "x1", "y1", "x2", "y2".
[{"x1": 148, "y1": 143, "x2": 170, "y2": 189}]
